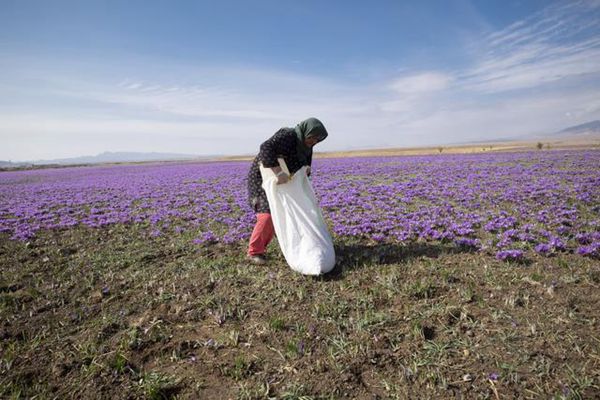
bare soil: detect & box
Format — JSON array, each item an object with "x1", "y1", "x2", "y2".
[{"x1": 1, "y1": 224, "x2": 599, "y2": 399}]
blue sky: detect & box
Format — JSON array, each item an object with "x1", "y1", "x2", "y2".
[{"x1": 1, "y1": 0, "x2": 599, "y2": 160}]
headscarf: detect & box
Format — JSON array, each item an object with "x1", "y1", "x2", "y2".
[{"x1": 293, "y1": 117, "x2": 328, "y2": 165}]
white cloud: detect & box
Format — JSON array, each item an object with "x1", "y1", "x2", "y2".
[
  {"x1": 460, "y1": 0, "x2": 600, "y2": 93},
  {"x1": 398, "y1": 88, "x2": 600, "y2": 143},
  {"x1": 389, "y1": 72, "x2": 452, "y2": 94}
]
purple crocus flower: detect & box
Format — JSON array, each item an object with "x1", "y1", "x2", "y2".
[
  {"x1": 496, "y1": 249, "x2": 525, "y2": 262},
  {"x1": 488, "y1": 372, "x2": 499, "y2": 381},
  {"x1": 535, "y1": 243, "x2": 552, "y2": 255}
]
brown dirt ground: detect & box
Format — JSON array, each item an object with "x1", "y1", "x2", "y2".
[{"x1": 1, "y1": 224, "x2": 599, "y2": 399}]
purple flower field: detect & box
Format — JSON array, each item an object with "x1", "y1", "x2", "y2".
[{"x1": 1, "y1": 150, "x2": 599, "y2": 260}]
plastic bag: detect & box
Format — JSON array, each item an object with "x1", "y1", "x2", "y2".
[{"x1": 259, "y1": 160, "x2": 336, "y2": 275}]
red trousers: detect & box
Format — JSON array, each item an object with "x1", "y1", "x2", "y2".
[{"x1": 248, "y1": 213, "x2": 275, "y2": 256}]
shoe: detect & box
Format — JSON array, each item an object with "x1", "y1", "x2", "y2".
[{"x1": 247, "y1": 254, "x2": 267, "y2": 265}]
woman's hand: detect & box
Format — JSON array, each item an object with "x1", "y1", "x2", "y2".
[
  {"x1": 306, "y1": 166, "x2": 312, "y2": 177},
  {"x1": 271, "y1": 166, "x2": 288, "y2": 184},
  {"x1": 276, "y1": 172, "x2": 289, "y2": 185}
]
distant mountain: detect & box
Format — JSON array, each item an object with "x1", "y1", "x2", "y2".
[
  {"x1": 0, "y1": 160, "x2": 33, "y2": 169},
  {"x1": 2, "y1": 151, "x2": 223, "y2": 167},
  {"x1": 553, "y1": 120, "x2": 600, "y2": 136},
  {"x1": 27, "y1": 151, "x2": 207, "y2": 165}
]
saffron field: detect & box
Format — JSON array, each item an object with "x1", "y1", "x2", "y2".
[
  {"x1": 2, "y1": 151, "x2": 599, "y2": 259},
  {"x1": 1, "y1": 150, "x2": 599, "y2": 398}
]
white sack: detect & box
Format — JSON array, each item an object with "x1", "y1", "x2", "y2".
[{"x1": 259, "y1": 161, "x2": 336, "y2": 275}]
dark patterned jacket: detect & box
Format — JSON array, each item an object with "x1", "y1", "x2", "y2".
[{"x1": 246, "y1": 128, "x2": 312, "y2": 213}]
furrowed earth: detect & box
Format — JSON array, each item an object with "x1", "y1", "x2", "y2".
[{"x1": 1, "y1": 150, "x2": 599, "y2": 399}]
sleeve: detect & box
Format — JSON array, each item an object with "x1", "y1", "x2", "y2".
[
  {"x1": 307, "y1": 149, "x2": 313, "y2": 166},
  {"x1": 258, "y1": 130, "x2": 296, "y2": 168}
]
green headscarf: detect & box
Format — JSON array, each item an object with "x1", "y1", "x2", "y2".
[{"x1": 293, "y1": 117, "x2": 328, "y2": 165}]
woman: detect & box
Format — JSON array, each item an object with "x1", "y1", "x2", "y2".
[{"x1": 246, "y1": 117, "x2": 329, "y2": 265}]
